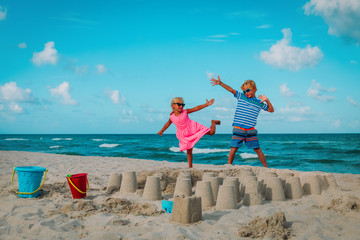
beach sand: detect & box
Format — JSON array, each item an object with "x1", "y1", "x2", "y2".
[{"x1": 0, "y1": 150, "x2": 359, "y2": 240}]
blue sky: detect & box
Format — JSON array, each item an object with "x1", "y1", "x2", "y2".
[{"x1": 0, "y1": 0, "x2": 359, "y2": 134}]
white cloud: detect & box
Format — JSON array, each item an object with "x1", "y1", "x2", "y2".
[
  {"x1": 18, "y1": 43, "x2": 27, "y2": 49},
  {"x1": 304, "y1": 0, "x2": 360, "y2": 44},
  {"x1": 0, "y1": 82, "x2": 33, "y2": 102},
  {"x1": 0, "y1": 82, "x2": 35, "y2": 114},
  {"x1": 206, "y1": 71, "x2": 215, "y2": 79},
  {"x1": 9, "y1": 103, "x2": 23, "y2": 113},
  {"x1": 260, "y1": 28, "x2": 323, "y2": 71},
  {"x1": 75, "y1": 65, "x2": 89, "y2": 75},
  {"x1": 278, "y1": 101, "x2": 312, "y2": 122},
  {"x1": 280, "y1": 83, "x2": 296, "y2": 97},
  {"x1": 307, "y1": 80, "x2": 336, "y2": 102},
  {"x1": 119, "y1": 109, "x2": 139, "y2": 123},
  {"x1": 256, "y1": 24, "x2": 271, "y2": 29},
  {"x1": 350, "y1": 60, "x2": 358, "y2": 64},
  {"x1": 204, "y1": 34, "x2": 228, "y2": 42},
  {"x1": 32, "y1": 41, "x2": 58, "y2": 66},
  {"x1": 347, "y1": 96, "x2": 360, "y2": 109},
  {"x1": 49, "y1": 82, "x2": 77, "y2": 105},
  {"x1": 96, "y1": 64, "x2": 107, "y2": 74},
  {"x1": 0, "y1": 6, "x2": 7, "y2": 20},
  {"x1": 104, "y1": 89, "x2": 126, "y2": 105}
]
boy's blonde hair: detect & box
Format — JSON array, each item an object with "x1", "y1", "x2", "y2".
[
  {"x1": 171, "y1": 97, "x2": 184, "y2": 107},
  {"x1": 241, "y1": 80, "x2": 257, "y2": 91}
]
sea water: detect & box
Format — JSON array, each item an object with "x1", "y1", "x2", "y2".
[{"x1": 1, "y1": 134, "x2": 359, "y2": 174}]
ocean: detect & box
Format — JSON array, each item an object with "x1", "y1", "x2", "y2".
[{"x1": 1, "y1": 134, "x2": 359, "y2": 174}]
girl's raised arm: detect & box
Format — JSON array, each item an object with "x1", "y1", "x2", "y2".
[
  {"x1": 157, "y1": 119, "x2": 172, "y2": 136},
  {"x1": 187, "y1": 99, "x2": 214, "y2": 114}
]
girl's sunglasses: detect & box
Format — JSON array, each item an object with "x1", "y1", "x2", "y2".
[
  {"x1": 243, "y1": 88, "x2": 252, "y2": 94},
  {"x1": 173, "y1": 103, "x2": 185, "y2": 107}
]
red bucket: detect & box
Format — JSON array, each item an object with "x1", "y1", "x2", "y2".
[{"x1": 66, "y1": 173, "x2": 89, "y2": 199}]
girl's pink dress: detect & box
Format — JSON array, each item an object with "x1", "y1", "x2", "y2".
[{"x1": 170, "y1": 110, "x2": 210, "y2": 151}]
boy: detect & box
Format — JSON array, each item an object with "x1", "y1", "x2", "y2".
[{"x1": 210, "y1": 75, "x2": 274, "y2": 167}]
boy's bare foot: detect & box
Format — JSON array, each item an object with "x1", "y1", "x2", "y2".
[{"x1": 212, "y1": 120, "x2": 221, "y2": 125}]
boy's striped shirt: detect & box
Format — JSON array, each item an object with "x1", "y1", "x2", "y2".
[{"x1": 232, "y1": 91, "x2": 268, "y2": 128}]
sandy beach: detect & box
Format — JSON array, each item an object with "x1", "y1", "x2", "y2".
[{"x1": 0, "y1": 150, "x2": 359, "y2": 240}]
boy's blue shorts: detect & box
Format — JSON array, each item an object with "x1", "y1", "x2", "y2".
[{"x1": 231, "y1": 127, "x2": 260, "y2": 149}]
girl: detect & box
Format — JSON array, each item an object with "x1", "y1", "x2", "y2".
[{"x1": 157, "y1": 97, "x2": 220, "y2": 168}]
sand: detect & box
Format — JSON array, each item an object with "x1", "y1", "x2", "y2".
[{"x1": 0, "y1": 150, "x2": 359, "y2": 240}]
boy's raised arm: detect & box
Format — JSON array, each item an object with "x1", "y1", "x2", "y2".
[
  {"x1": 210, "y1": 75, "x2": 236, "y2": 95},
  {"x1": 258, "y1": 95, "x2": 274, "y2": 113}
]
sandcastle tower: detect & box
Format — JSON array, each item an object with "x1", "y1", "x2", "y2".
[
  {"x1": 278, "y1": 172, "x2": 294, "y2": 188},
  {"x1": 284, "y1": 176, "x2": 303, "y2": 199},
  {"x1": 264, "y1": 176, "x2": 285, "y2": 201},
  {"x1": 171, "y1": 195, "x2": 202, "y2": 224},
  {"x1": 215, "y1": 184, "x2": 238, "y2": 210},
  {"x1": 301, "y1": 174, "x2": 322, "y2": 195},
  {"x1": 106, "y1": 172, "x2": 122, "y2": 194},
  {"x1": 239, "y1": 175, "x2": 257, "y2": 198},
  {"x1": 195, "y1": 180, "x2": 215, "y2": 208},
  {"x1": 203, "y1": 172, "x2": 216, "y2": 180},
  {"x1": 224, "y1": 177, "x2": 240, "y2": 202},
  {"x1": 143, "y1": 176, "x2": 162, "y2": 201},
  {"x1": 174, "y1": 177, "x2": 192, "y2": 197},
  {"x1": 243, "y1": 180, "x2": 264, "y2": 206},
  {"x1": 207, "y1": 177, "x2": 221, "y2": 202},
  {"x1": 120, "y1": 171, "x2": 138, "y2": 193}
]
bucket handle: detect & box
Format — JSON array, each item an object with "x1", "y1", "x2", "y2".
[
  {"x1": 66, "y1": 177, "x2": 89, "y2": 194},
  {"x1": 11, "y1": 167, "x2": 48, "y2": 195}
]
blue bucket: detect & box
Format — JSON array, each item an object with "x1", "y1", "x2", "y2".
[
  {"x1": 12, "y1": 166, "x2": 47, "y2": 198},
  {"x1": 162, "y1": 200, "x2": 173, "y2": 213}
]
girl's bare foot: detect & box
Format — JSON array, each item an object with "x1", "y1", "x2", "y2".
[{"x1": 212, "y1": 120, "x2": 221, "y2": 125}]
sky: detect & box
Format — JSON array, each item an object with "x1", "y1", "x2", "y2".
[{"x1": 0, "y1": 0, "x2": 360, "y2": 134}]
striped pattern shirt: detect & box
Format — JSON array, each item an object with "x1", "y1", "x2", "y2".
[{"x1": 232, "y1": 91, "x2": 268, "y2": 128}]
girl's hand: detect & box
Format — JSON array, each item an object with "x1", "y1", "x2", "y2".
[
  {"x1": 258, "y1": 94, "x2": 268, "y2": 103},
  {"x1": 210, "y1": 75, "x2": 221, "y2": 86},
  {"x1": 206, "y1": 98, "x2": 215, "y2": 106},
  {"x1": 157, "y1": 131, "x2": 163, "y2": 136}
]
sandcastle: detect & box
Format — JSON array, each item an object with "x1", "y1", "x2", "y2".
[
  {"x1": 171, "y1": 195, "x2": 202, "y2": 224},
  {"x1": 103, "y1": 168, "x2": 340, "y2": 225}
]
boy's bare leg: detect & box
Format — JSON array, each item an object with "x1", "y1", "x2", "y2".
[
  {"x1": 254, "y1": 148, "x2": 268, "y2": 167},
  {"x1": 228, "y1": 147, "x2": 238, "y2": 165},
  {"x1": 187, "y1": 148, "x2": 193, "y2": 168},
  {"x1": 207, "y1": 120, "x2": 221, "y2": 135}
]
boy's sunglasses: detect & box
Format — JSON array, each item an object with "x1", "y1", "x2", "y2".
[
  {"x1": 243, "y1": 88, "x2": 252, "y2": 94},
  {"x1": 173, "y1": 103, "x2": 185, "y2": 107}
]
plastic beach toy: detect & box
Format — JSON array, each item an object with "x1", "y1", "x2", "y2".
[
  {"x1": 12, "y1": 166, "x2": 48, "y2": 198},
  {"x1": 66, "y1": 173, "x2": 89, "y2": 199},
  {"x1": 162, "y1": 200, "x2": 173, "y2": 213}
]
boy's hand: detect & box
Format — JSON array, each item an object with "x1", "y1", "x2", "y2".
[
  {"x1": 258, "y1": 94, "x2": 268, "y2": 103},
  {"x1": 157, "y1": 131, "x2": 163, "y2": 136},
  {"x1": 210, "y1": 75, "x2": 221, "y2": 86},
  {"x1": 206, "y1": 98, "x2": 215, "y2": 106}
]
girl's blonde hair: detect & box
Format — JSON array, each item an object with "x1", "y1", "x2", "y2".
[
  {"x1": 171, "y1": 97, "x2": 184, "y2": 107},
  {"x1": 241, "y1": 80, "x2": 257, "y2": 90}
]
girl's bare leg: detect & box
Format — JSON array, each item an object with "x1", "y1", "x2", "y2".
[
  {"x1": 187, "y1": 148, "x2": 193, "y2": 168},
  {"x1": 207, "y1": 120, "x2": 221, "y2": 135}
]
